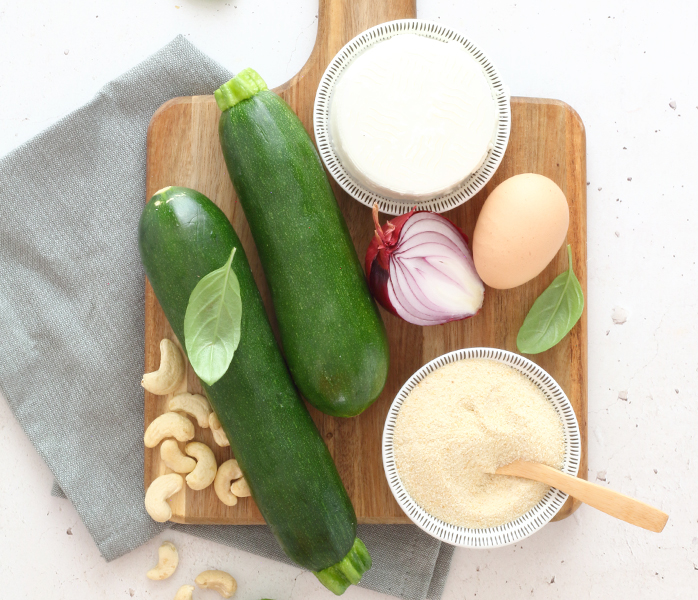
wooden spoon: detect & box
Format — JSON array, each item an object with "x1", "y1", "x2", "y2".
[{"x1": 496, "y1": 461, "x2": 668, "y2": 533}]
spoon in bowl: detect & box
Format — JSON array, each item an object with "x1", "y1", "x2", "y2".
[{"x1": 496, "y1": 460, "x2": 668, "y2": 532}]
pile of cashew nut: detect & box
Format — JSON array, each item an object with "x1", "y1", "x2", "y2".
[
  {"x1": 146, "y1": 541, "x2": 238, "y2": 598},
  {"x1": 142, "y1": 339, "x2": 250, "y2": 523}
]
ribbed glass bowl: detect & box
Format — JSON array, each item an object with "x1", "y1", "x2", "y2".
[
  {"x1": 313, "y1": 18, "x2": 511, "y2": 215},
  {"x1": 382, "y1": 347, "x2": 581, "y2": 548}
]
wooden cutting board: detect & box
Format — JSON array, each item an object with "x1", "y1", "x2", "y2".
[{"x1": 144, "y1": 0, "x2": 587, "y2": 525}]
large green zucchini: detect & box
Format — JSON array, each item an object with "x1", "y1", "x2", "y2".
[
  {"x1": 215, "y1": 69, "x2": 389, "y2": 418},
  {"x1": 138, "y1": 186, "x2": 370, "y2": 594}
]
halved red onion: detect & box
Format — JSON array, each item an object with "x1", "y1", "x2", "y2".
[{"x1": 365, "y1": 204, "x2": 484, "y2": 326}]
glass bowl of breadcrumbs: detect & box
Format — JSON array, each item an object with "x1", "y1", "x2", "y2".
[{"x1": 382, "y1": 347, "x2": 581, "y2": 548}]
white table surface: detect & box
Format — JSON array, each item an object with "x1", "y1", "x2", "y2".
[{"x1": 1, "y1": 0, "x2": 696, "y2": 598}]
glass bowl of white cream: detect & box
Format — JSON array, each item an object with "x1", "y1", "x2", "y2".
[{"x1": 314, "y1": 19, "x2": 511, "y2": 215}]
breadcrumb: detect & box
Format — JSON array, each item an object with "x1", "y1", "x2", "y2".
[{"x1": 394, "y1": 358, "x2": 564, "y2": 528}]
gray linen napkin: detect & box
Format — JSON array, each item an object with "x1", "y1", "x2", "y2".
[{"x1": 0, "y1": 36, "x2": 453, "y2": 599}]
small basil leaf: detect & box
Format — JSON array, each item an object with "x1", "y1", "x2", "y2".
[
  {"x1": 517, "y1": 245, "x2": 584, "y2": 355},
  {"x1": 184, "y1": 247, "x2": 242, "y2": 386}
]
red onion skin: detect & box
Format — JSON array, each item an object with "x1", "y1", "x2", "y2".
[
  {"x1": 365, "y1": 205, "x2": 482, "y2": 325},
  {"x1": 367, "y1": 258, "x2": 396, "y2": 316},
  {"x1": 365, "y1": 206, "x2": 416, "y2": 318},
  {"x1": 365, "y1": 208, "x2": 415, "y2": 274}
]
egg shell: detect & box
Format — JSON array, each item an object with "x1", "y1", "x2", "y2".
[{"x1": 472, "y1": 173, "x2": 569, "y2": 289}]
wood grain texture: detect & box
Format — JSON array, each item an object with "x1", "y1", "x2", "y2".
[
  {"x1": 496, "y1": 461, "x2": 666, "y2": 533},
  {"x1": 144, "y1": 0, "x2": 587, "y2": 525}
]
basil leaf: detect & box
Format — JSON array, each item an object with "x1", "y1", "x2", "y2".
[
  {"x1": 184, "y1": 247, "x2": 242, "y2": 386},
  {"x1": 517, "y1": 245, "x2": 584, "y2": 355}
]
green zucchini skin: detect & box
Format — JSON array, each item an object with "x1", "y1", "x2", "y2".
[
  {"x1": 138, "y1": 186, "x2": 356, "y2": 572},
  {"x1": 218, "y1": 90, "x2": 389, "y2": 418}
]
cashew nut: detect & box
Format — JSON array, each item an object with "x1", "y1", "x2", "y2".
[
  {"x1": 174, "y1": 585, "x2": 194, "y2": 600},
  {"x1": 145, "y1": 473, "x2": 184, "y2": 522},
  {"x1": 209, "y1": 412, "x2": 230, "y2": 447},
  {"x1": 214, "y1": 459, "x2": 243, "y2": 506},
  {"x1": 231, "y1": 477, "x2": 251, "y2": 498},
  {"x1": 185, "y1": 442, "x2": 217, "y2": 490},
  {"x1": 144, "y1": 412, "x2": 195, "y2": 448},
  {"x1": 195, "y1": 570, "x2": 237, "y2": 598},
  {"x1": 161, "y1": 439, "x2": 196, "y2": 474},
  {"x1": 209, "y1": 413, "x2": 221, "y2": 429},
  {"x1": 212, "y1": 428, "x2": 230, "y2": 447},
  {"x1": 142, "y1": 338, "x2": 186, "y2": 395},
  {"x1": 169, "y1": 393, "x2": 212, "y2": 428},
  {"x1": 146, "y1": 541, "x2": 179, "y2": 580}
]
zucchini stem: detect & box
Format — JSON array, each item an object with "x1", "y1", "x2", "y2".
[
  {"x1": 214, "y1": 68, "x2": 268, "y2": 111},
  {"x1": 314, "y1": 538, "x2": 372, "y2": 595}
]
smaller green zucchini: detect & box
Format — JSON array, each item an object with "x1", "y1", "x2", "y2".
[{"x1": 215, "y1": 69, "x2": 390, "y2": 418}]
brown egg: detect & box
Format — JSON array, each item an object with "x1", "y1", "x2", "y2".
[{"x1": 473, "y1": 174, "x2": 569, "y2": 289}]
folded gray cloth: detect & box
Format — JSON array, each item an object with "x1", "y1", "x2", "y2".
[{"x1": 0, "y1": 36, "x2": 453, "y2": 599}]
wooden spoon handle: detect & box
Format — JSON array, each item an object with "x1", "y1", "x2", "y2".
[{"x1": 496, "y1": 461, "x2": 668, "y2": 533}]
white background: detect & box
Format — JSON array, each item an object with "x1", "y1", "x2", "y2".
[{"x1": 1, "y1": 0, "x2": 697, "y2": 598}]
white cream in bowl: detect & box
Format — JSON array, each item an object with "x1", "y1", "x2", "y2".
[{"x1": 329, "y1": 34, "x2": 498, "y2": 201}]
